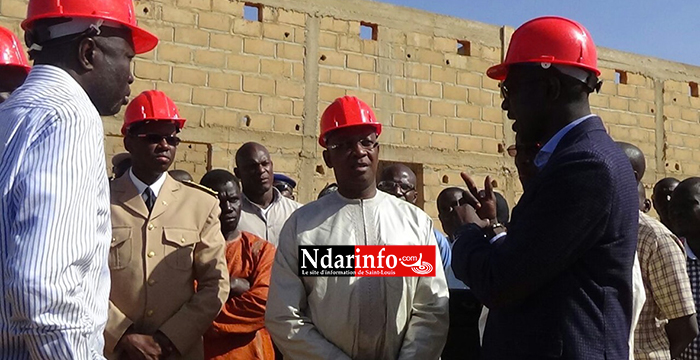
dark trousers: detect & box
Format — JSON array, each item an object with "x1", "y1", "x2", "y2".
[{"x1": 441, "y1": 289, "x2": 482, "y2": 360}]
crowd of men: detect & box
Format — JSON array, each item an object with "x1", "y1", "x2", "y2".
[{"x1": 2, "y1": 0, "x2": 700, "y2": 359}]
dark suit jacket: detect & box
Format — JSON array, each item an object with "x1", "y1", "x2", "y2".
[{"x1": 452, "y1": 117, "x2": 638, "y2": 360}]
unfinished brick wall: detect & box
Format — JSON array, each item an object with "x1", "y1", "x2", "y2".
[{"x1": 3, "y1": 0, "x2": 700, "y2": 223}]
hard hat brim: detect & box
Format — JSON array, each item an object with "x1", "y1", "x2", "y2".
[
  {"x1": 22, "y1": 15, "x2": 158, "y2": 54},
  {"x1": 486, "y1": 63, "x2": 508, "y2": 81},
  {"x1": 318, "y1": 123, "x2": 382, "y2": 148}
]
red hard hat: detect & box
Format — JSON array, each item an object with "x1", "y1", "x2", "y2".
[
  {"x1": 22, "y1": 0, "x2": 158, "y2": 54},
  {"x1": 122, "y1": 90, "x2": 186, "y2": 135},
  {"x1": 319, "y1": 96, "x2": 382, "y2": 148},
  {"x1": 487, "y1": 16, "x2": 600, "y2": 81},
  {"x1": 0, "y1": 27, "x2": 30, "y2": 74}
]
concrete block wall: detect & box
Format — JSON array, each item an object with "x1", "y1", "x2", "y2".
[{"x1": 3, "y1": 0, "x2": 700, "y2": 223}]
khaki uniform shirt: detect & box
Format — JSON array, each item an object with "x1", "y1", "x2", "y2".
[{"x1": 105, "y1": 174, "x2": 230, "y2": 359}]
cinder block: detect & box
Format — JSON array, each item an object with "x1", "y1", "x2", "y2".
[
  {"x1": 405, "y1": 131, "x2": 431, "y2": 147},
  {"x1": 274, "y1": 115, "x2": 302, "y2": 133},
  {"x1": 617, "y1": 84, "x2": 636, "y2": 98},
  {"x1": 227, "y1": 92, "x2": 260, "y2": 111},
  {"x1": 233, "y1": 19, "x2": 262, "y2": 37},
  {"x1": 405, "y1": 63, "x2": 431, "y2": 80},
  {"x1": 198, "y1": 12, "x2": 231, "y2": 32},
  {"x1": 277, "y1": 10, "x2": 306, "y2": 26},
  {"x1": 320, "y1": 17, "x2": 349, "y2": 33},
  {"x1": 319, "y1": 32, "x2": 338, "y2": 48},
  {"x1": 417, "y1": 49, "x2": 444, "y2": 66},
  {"x1": 262, "y1": 97, "x2": 293, "y2": 115},
  {"x1": 1, "y1": 0, "x2": 28, "y2": 18},
  {"x1": 246, "y1": 113, "x2": 274, "y2": 131},
  {"x1": 468, "y1": 89, "x2": 492, "y2": 106},
  {"x1": 212, "y1": 0, "x2": 243, "y2": 16},
  {"x1": 638, "y1": 115, "x2": 655, "y2": 129},
  {"x1": 134, "y1": 61, "x2": 170, "y2": 81},
  {"x1": 446, "y1": 119, "x2": 470, "y2": 135},
  {"x1": 292, "y1": 100, "x2": 304, "y2": 116},
  {"x1": 347, "y1": 54, "x2": 376, "y2": 71},
  {"x1": 359, "y1": 73, "x2": 381, "y2": 90},
  {"x1": 156, "y1": 82, "x2": 192, "y2": 102},
  {"x1": 392, "y1": 113, "x2": 419, "y2": 129},
  {"x1": 444, "y1": 85, "x2": 467, "y2": 101},
  {"x1": 278, "y1": 43, "x2": 305, "y2": 61},
  {"x1": 609, "y1": 97, "x2": 629, "y2": 111},
  {"x1": 175, "y1": 27, "x2": 209, "y2": 46},
  {"x1": 136, "y1": 21, "x2": 175, "y2": 42},
  {"x1": 162, "y1": 6, "x2": 197, "y2": 25},
  {"x1": 194, "y1": 49, "x2": 227, "y2": 68},
  {"x1": 210, "y1": 33, "x2": 243, "y2": 52},
  {"x1": 431, "y1": 101, "x2": 455, "y2": 117},
  {"x1": 482, "y1": 107, "x2": 504, "y2": 123},
  {"x1": 242, "y1": 76, "x2": 275, "y2": 95},
  {"x1": 471, "y1": 121, "x2": 496, "y2": 137},
  {"x1": 457, "y1": 136, "x2": 481, "y2": 151},
  {"x1": 339, "y1": 36, "x2": 362, "y2": 53},
  {"x1": 431, "y1": 66, "x2": 457, "y2": 84},
  {"x1": 263, "y1": 23, "x2": 296, "y2": 41},
  {"x1": 457, "y1": 72, "x2": 481, "y2": 87},
  {"x1": 431, "y1": 133, "x2": 456, "y2": 149},
  {"x1": 157, "y1": 43, "x2": 192, "y2": 63},
  {"x1": 629, "y1": 100, "x2": 649, "y2": 114},
  {"x1": 177, "y1": 0, "x2": 211, "y2": 11},
  {"x1": 226, "y1": 54, "x2": 259, "y2": 72},
  {"x1": 419, "y1": 116, "x2": 445, "y2": 132},
  {"x1": 416, "y1": 82, "x2": 442, "y2": 98},
  {"x1": 204, "y1": 107, "x2": 238, "y2": 127},
  {"x1": 244, "y1": 38, "x2": 276, "y2": 57},
  {"x1": 319, "y1": 85, "x2": 346, "y2": 102},
  {"x1": 433, "y1": 37, "x2": 456, "y2": 53},
  {"x1": 178, "y1": 104, "x2": 204, "y2": 125},
  {"x1": 276, "y1": 81, "x2": 305, "y2": 99},
  {"x1": 260, "y1": 59, "x2": 293, "y2": 77},
  {"x1": 403, "y1": 97, "x2": 429, "y2": 114},
  {"x1": 330, "y1": 69, "x2": 358, "y2": 87},
  {"x1": 193, "y1": 88, "x2": 226, "y2": 107},
  {"x1": 406, "y1": 32, "x2": 433, "y2": 48},
  {"x1": 457, "y1": 104, "x2": 480, "y2": 119},
  {"x1": 173, "y1": 67, "x2": 207, "y2": 86},
  {"x1": 344, "y1": 90, "x2": 375, "y2": 107},
  {"x1": 208, "y1": 72, "x2": 242, "y2": 91}
]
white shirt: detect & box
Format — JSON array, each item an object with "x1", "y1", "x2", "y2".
[
  {"x1": 0, "y1": 65, "x2": 111, "y2": 359},
  {"x1": 265, "y1": 191, "x2": 449, "y2": 360},
  {"x1": 238, "y1": 187, "x2": 301, "y2": 247},
  {"x1": 128, "y1": 168, "x2": 166, "y2": 197}
]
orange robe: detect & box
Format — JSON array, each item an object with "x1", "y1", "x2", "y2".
[{"x1": 204, "y1": 231, "x2": 276, "y2": 360}]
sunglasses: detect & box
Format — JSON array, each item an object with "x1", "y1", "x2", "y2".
[{"x1": 133, "y1": 133, "x2": 181, "y2": 146}]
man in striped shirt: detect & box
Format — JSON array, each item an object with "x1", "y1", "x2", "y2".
[{"x1": 0, "y1": 1, "x2": 157, "y2": 358}]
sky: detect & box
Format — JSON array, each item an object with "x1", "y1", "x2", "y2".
[{"x1": 375, "y1": 0, "x2": 700, "y2": 67}]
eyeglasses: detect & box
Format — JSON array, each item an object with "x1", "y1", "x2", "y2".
[
  {"x1": 377, "y1": 180, "x2": 415, "y2": 197},
  {"x1": 499, "y1": 78, "x2": 544, "y2": 100},
  {"x1": 327, "y1": 138, "x2": 379, "y2": 153},
  {"x1": 133, "y1": 133, "x2": 181, "y2": 146}
]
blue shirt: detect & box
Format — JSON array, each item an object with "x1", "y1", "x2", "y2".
[
  {"x1": 433, "y1": 228, "x2": 451, "y2": 270},
  {"x1": 534, "y1": 114, "x2": 596, "y2": 169}
]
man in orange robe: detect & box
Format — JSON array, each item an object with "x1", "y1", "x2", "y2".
[{"x1": 201, "y1": 169, "x2": 276, "y2": 359}]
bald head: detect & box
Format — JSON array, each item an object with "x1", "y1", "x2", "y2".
[
  {"x1": 437, "y1": 187, "x2": 468, "y2": 239},
  {"x1": 378, "y1": 163, "x2": 418, "y2": 203},
  {"x1": 653, "y1": 177, "x2": 680, "y2": 227},
  {"x1": 616, "y1": 142, "x2": 645, "y2": 182},
  {"x1": 233, "y1": 142, "x2": 274, "y2": 200}
]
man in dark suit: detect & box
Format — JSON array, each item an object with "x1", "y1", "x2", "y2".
[{"x1": 450, "y1": 16, "x2": 639, "y2": 360}]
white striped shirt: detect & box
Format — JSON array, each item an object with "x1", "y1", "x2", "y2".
[{"x1": 0, "y1": 65, "x2": 111, "y2": 359}]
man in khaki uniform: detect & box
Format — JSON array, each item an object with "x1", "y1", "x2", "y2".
[{"x1": 106, "y1": 90, "x2": 229, "y2": 359}]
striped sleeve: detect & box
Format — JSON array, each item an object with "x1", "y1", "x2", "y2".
[{"x1": 5, "y1": 110, "x2": 101, "y2": 359}]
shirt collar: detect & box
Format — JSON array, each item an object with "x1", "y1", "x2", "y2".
[
  {"x1": 129, "y1": 168, "x2": 167, "y2": 198},
  {"x1": 23, "y1": 64, "x2": 94, "y2": 106},
  {"x1": 533, "y1": 114, "x2": 596, "y2": 169},
  {"x1": 243, "y1": 187, "x2": 281, "y2": 212}
]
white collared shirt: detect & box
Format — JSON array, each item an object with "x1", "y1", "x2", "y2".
[
  {"x1": 0, "y1": 64, "x2": 111, "y2": 359},
  {"x1": 128, "y1": 168, "x2": 167, "y2": 198},
  {"x1": 238, "y1": 187, "x2": 301, "y2": 247}
]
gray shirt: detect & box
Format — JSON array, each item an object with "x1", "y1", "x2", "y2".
[{"x1": 238, "y1": 188, "x2": 301, "y2": 247}]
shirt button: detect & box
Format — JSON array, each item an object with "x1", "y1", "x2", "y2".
[
  {"x1": 111, "y1": 237, "x2": 116, "y2": 243},
  {"x1": 146, "y1": 310, "x2": 154, "y2": 317},
  {"x1": 180, "y1": 237, "x2": 185, "y2": 243},
  {"x1": 148, "y1": 279, "x2": 156, "y2": 286},
  {"x1": 147, "y1": 224, "x2": 154, "y2": 230},
  {"x1": 147, "y1": 251, "x2": 155, "y2": 258},
  {"x1": 162, "y1": 201, "x2": 168, "y2": 206}
]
